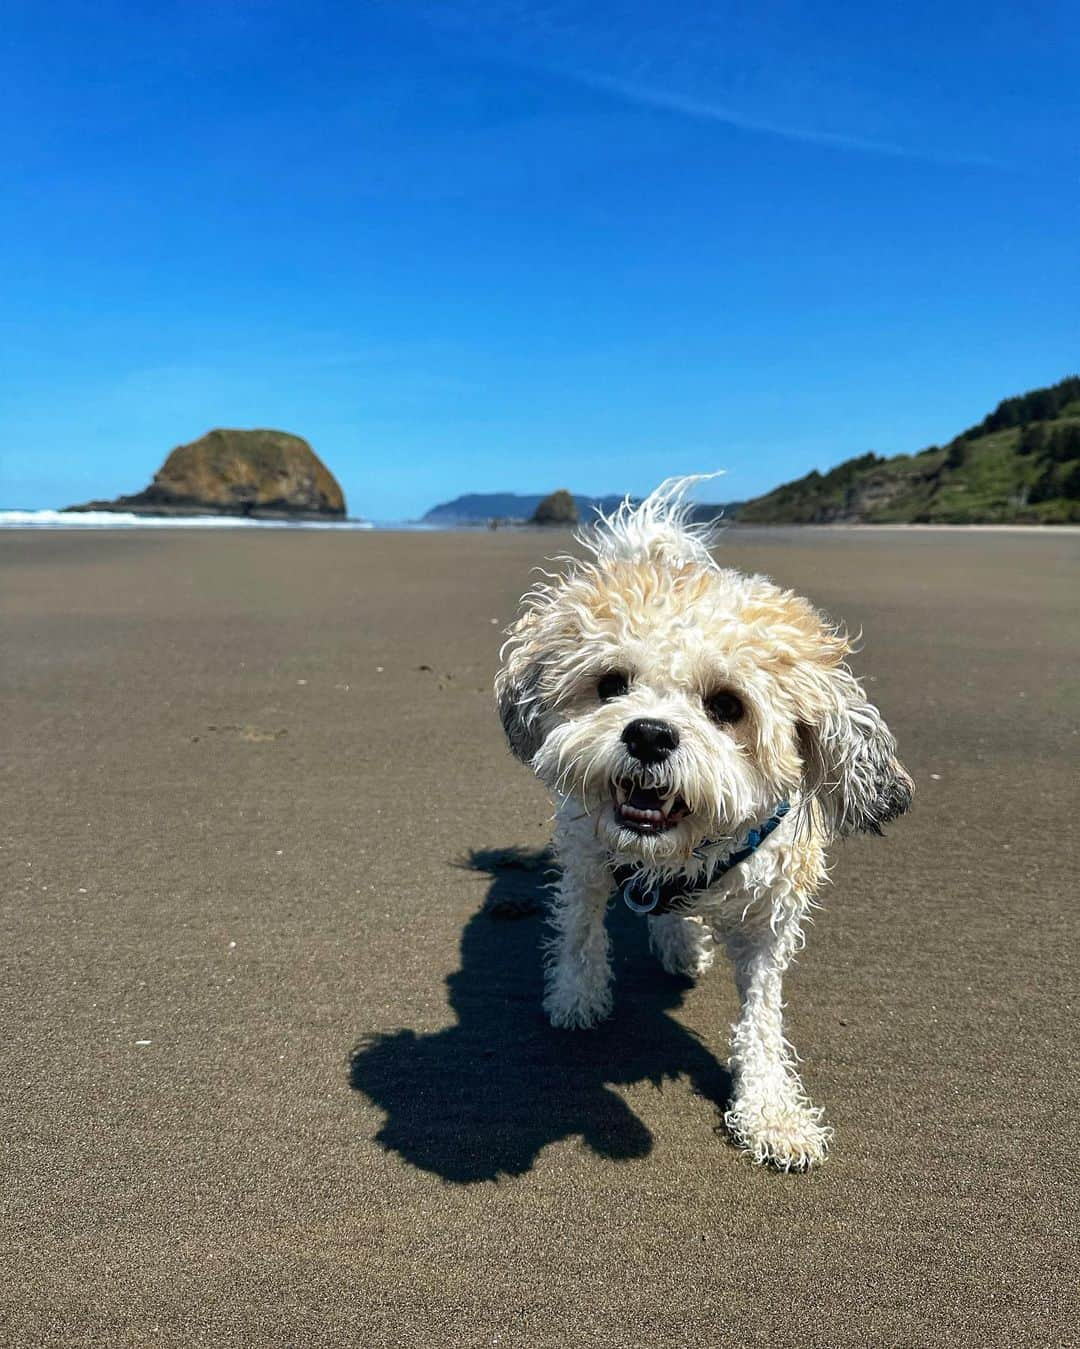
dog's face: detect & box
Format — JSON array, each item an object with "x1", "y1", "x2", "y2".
[{"x1": 497, "y1": 550, "x2": 912, "y2": 866}]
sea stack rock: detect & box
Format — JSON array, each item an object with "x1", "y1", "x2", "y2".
[
  {"x1": 531, "y1": 489, "x2": 578, "y2": 526},
  {"x1": 68, "y1": 429, "x2": 346, "y2": 519}
]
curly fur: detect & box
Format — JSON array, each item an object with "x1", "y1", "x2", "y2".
[{"x1": 495, "y1": 476, "x2": 912, "y2": 1170}]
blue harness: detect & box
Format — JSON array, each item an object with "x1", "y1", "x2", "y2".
[{"x1": 614, "y1": 801, "x2": 792, "y2": 916}]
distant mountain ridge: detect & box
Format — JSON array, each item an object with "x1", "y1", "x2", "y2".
[
  {"x1": 737, "y1": 376, "x2": 1080, "y2": 525},
  {"x1": 422, "y1": 491, "x2": 743, "y2": 524},
  {"x1": 421, "y1": 492, "x2": 628, "y2": 523}
]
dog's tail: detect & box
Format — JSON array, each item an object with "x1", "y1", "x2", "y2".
[{"x1": 578, "y1": 472, "x2": 727, "y2": 570}]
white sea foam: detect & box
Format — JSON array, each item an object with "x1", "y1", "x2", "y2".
[{"x1": 0, "y1": 510, "x2": 375, "y2": 530}]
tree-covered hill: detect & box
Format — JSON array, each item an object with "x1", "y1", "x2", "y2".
[{"x1": 737, "y1": 376, "x2": 1080, "y2": 524}]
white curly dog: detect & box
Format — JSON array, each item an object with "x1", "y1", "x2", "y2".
[{"x1": 495, "y1": 478, "x2": 912, "y2": 1170}]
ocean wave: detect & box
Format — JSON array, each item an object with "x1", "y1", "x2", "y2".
[{"x1": 0, "y1": 510, "x2": 376, "y2": 530}]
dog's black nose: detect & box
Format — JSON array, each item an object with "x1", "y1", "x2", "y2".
[{"x1": 621, "y1": 718, "x2": 679, "y2": 763}]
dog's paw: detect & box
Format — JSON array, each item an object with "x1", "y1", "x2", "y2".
[
  {"x1": 724, "y1": 1100, "x2": 832, "y2": 1171},
  {"x1": 543, "y1": 987, "x2": 612, "y2": 1030}
]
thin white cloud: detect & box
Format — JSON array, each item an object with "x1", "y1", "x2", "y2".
[{"x1": 570, "y1": 70, "x2": 1004, "y2": 170}]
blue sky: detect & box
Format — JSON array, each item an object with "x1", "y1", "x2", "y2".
[{"x1": 2, "y1": 1, "x2": 1078, "y2": 520}]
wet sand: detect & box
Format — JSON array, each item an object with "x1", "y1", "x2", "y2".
[{"x1": 2, "y1": 526, "x2": 1078, "y2": 1347}]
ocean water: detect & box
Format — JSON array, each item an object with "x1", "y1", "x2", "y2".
[{"x1": 0, "y1": 510, "x2": 385, "y2": 530}]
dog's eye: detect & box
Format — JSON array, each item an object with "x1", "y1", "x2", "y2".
[
  {"x1": 706, "y1": 690, "x2": 744, "y2": 724},
  {"x1": 597, "y1": 671, "x2": 630, "y2": 702}
]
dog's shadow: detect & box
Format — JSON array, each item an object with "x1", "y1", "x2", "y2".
[{"x1": 348, "y1": 847, "x2": 732, "y2": 1183}]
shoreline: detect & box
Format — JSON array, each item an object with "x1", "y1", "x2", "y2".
[{"x1": 1, "y1": 510, "x2": 1077, "y2": 534}]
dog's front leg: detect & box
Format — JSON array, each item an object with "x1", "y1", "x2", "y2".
[
  {"x1": 648, "y1": 912, "x2": 715, "y2": 978},
  {"x1": 543, "y1": 814, "x2": 613, "y2": 1029},
  {"x1": 722, "y1": 903, "x2": 832, "y2": 1170}
]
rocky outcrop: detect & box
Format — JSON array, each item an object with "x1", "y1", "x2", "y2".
[
  {"x1": 68, "y1": 428, "x2": 346, "y2": 519},
  {"x1": 531, "y1": 489, "x2": 578, "y2": 526}
]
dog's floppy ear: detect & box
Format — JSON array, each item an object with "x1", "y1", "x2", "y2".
[
  {"x1": 798, "y1": 669, "x2": 914, "y2": 838},
  {"x1": 494, "y1": 614, "x2": 548, "y2": 764},
  {"x1": 495, "y1": 663, "x2": 545, "y2": 764}
]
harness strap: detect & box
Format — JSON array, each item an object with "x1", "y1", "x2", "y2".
[{"x1": 613, "y1": 801, "x2": 791, "y2": 916}]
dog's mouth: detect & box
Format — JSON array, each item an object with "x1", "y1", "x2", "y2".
[{"x1": 612, "y1": 778, "x2": 690, "y2": 834}]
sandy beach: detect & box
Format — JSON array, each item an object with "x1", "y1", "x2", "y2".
[{"x1": 2, "y1": 525, "x2": 1078, "y2": 1348}]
